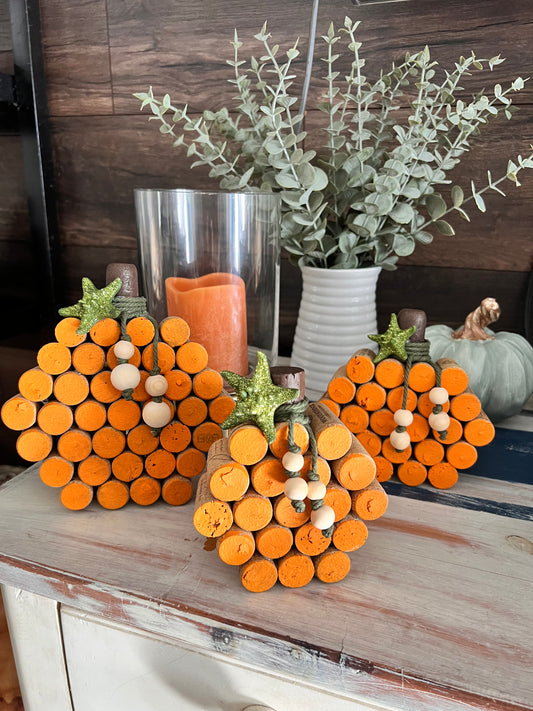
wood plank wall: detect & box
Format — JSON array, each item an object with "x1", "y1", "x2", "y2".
[{"x1": 1, "y1": 0, "x2": 532, "y2": 461}]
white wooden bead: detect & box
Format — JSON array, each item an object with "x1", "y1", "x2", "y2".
[
  {"x1": 145, "y1": 374, "x2": 168, "y2": 397},
  {"x1": 310, "y1": 505, "x2": 335, "y2": 531},
  {"x1": 142, "y1": 400, "x2": 172, "y2": 429},
  {"x1": 393, "y1": 409, "x2": 413, "y2": 427},
  {"x1": 283, "y1": 478, "x2": 309, "y2": 501},
  {"x1": 113, "y1": 340, "x2": 135, "y2": 360},
  {"x1": 390, "y1": 429, "x2": 411, "y2": 451},
  {"x1": 282, "y1": 451, "x2": 304, "y2": 473},
  {"x1": 429, "y1": 387, "x2": 449, "y2": 405},
  {"x1": 110, "y1": 363, "x2": 141, "y2": 391},
  {"x1": 307, "y1": 480, "x2": 327, "y2": 501},
  {"x1": 428, "y1": 411, "x2": 451, "y2": 432}
]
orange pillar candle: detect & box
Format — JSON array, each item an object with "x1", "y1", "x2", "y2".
[{"x1": 166, "y1": 272, "x2": 248, "y2": 374}]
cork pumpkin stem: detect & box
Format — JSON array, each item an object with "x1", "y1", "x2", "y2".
[
  {"x1": 397, "y1": 308, "x2": 427, "y2": 343},
  {"x1": 451, "y1": 297, "x2": 501, "y2": 342}
]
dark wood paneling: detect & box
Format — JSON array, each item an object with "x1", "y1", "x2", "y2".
[{"x1": 0, "y1": 3, "x2": 13, "y2": 75}]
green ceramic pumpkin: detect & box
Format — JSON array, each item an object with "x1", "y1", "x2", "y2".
[{"x1": 426, "y1": 298, "x2": 533, "y2": 422}]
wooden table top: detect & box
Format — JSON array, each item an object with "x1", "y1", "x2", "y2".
[{"x1": 0, "y1": 466, "x2": 531, "y2": 711}]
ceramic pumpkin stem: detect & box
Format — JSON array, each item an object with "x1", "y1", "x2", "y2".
[{"x1": 452, "y1": 298, "x2": 502, "y2": 341}]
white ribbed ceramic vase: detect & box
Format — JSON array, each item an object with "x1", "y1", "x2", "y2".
[{"x1": 290, "y1": 266, "x2": 381, "y2": 399}]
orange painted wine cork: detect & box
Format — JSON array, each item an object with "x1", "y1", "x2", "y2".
[
  {"x1": 208, "y1": 437, "x2": 250, "y2": 502},
  {"x1": 54, "y1": 371, "x2": 91, "y2": 406},
  {"x1": 61, "y1": 480, "x2": 93, "y2": 510},
  {"x1": 228, "y1": 425, "x2": 268, "y2": 465},
  {"x1": 145, "y1": 448, "x2": 177, "y2": 479},
  {"x1": 273, "y1": 494, "x2": 311, "y2": 528},
  {"x1": 417, "y1": 391, "x2": 450, "y2": 419},
  {"x1": 332, "y1": 514, "x2": 368, "y2": 552},
  {"x1": 233, "y1": 491, "x2": 273, "y2": 532},
  {"x1": 306, "y1": 402, "x2": 351, "y2": 461},
  {"x1": 294, "y1": 523, "x2": 331, "y2": 556},
  {"x1": 255, "y1": 523, "x2": 293, "y2": 559},
  {"x1": 437, "y1": 358, "x2": 469, "y2": 396},
  {"x1": 374, "y1": 456, "x2": 393, "y2": 483},
  {"x1": 89, "y1": 371, "x2": 120, "y2": 404},
  {"x1": 356, "y1": 382, "x2": 387, "y2": 412},
  {"x1": 446, "y1": 440, "x2": 478, "y2": 470},
  {"x1": 450, "y1": 389, "x2": 482, "y2": 422},
  {"x1": 35, "y1": 400, "x2": 73, "y2": 439},
  {"x1": 406, "y1": 412, "x2": 430, "y2": 443},
  {"x1": 433, "y1": 416, "x2": 463, "y2": 445},
  {"x1": 1, "y1": 395, "x2": 37, "y2": 431},
  {"x1": 74, "y1": 399, "x2": 107, "y2": 432},
  {"x1": 387, "y1": 386, "x2": 417, "y2": 412},
  {"x1": 192, "y1": 422, "x2": 223, "y2": 452},
  {"x1": 96, "y1": 479, "x2": 130, "y2": 509},
  {"x1": 314, "y1": 549, "x2": 351, "y2": 584},
  {"x1": 78, "y1": 455, "x2": 111, "y2": 486},
  {"x1": 352, "y1": 478, "x2": 388, "y2": 520},
  {"x1": 407, "y1": 362, "x2": 436, "y2": 393},
  {"x1": 327, "y1": 367, "x2": 356, "y2": 404},
  {"x1": 414, "y1": 439, "x2": 444, "y2": 466},
  {"x1": 72, "y1": 343, "x2": 105, "y2": 375},
  {"x1": 130, "y1": 475, "x2": 161, "y2": 505},
  {"x1": 161, "y1": 474, "x2": 193, "y2": 505},
  {"x1": 318, "y1": 398, "x2": 341, "y2": 417},
  {"x1": 397, "y1": 460, "x2": 427, "y2": 486},
  {"x1": 374, "y1": 358, "x2": 404, "y2": 389},
  {"x1": 177, "y1": 396, "x2": 208, "y2": 427},
  {"x1": 208, "y1": 394, "x2": 236, "y2": 424},
  {"x1": 107, "y1": 344, "x2": 141, "y2": 370},
  {"x1": 159, "y1": 316, "x2": 190, "y2": 347},
  {"x1": 54, "y1": 317, "x2": 86, "y2": 347},
  {"x1": 164, "y1": 369, "x2": 193, "y2": 400},
  {"x1": 18, "y1": 368, "x2": 53, "y2": 402},
  {"x1": 331, "y1": 434, "x2": 376, "y2": 491},
  {"x1": 57, "y1": 429, "x2": 92, "y2": 462},
  {"x1": 345, "y1": 349, "x2": 376, "y2": 384},
  {"x1": 301, "y1": 455, "x2": 331, "y2": 486},
  {"x1": 251, "y1": 456, "x2": 286, "y2": 497},
  {"x1": 240, "y1": 555, "x2": 278, "y2": 593},
  {"x1": 323, "y1": 481, "x2": 352, "y2": 522},
  {"x1": 89, "y1": 318, "x2": 120, "y2": 347},
  {"x1": 382, "y1": 437, "x2": 412, "y2": 464},
  {"x1": 368, "y1": 409, "x2": 395, "y2": 437},
  {"x1": 37, "y1": 342, "x2": 71, "y2": 375},
  {"x1": 176, "y1": 342, "x2": 209, "y2": 374},
  {"x1": 428, "y1": 462, "x2": 459, "y2": 489},
  {"x1": 192, "y1": 369, "x2": 223, "y2": 400},
  {"x1": 159, "y1": 421, "x2": 192, "y2": 453},
  {"x1": 277, "y1": 549, "x2": 315, "y2": 588},
  {"x1": 142, "y1": 342, "x2": 176, "y2": 374},
  {"x1": 126, "y1": 316, "x2": 155, "y2": 346},
  {"x1": 269, "y1": 421, "x2": 309, "y2": 459},
  {"x1": 127, "y1": 424, "x2": 158, "y2": 455},
  {"x1": 107, "y1": 399, "x2": 141, "y2": 431},
  {"x1": 463, "y1": 412, "x2": 495, "y2": 447},
  {"x1": 112, "y1": 450, "x2": 144, "y2": 482},
  {"x1": 93, "y1": 426, "x2": 126, "y2": 459},
  {"x1": 176, "y1": 447, "x2": 206, "y2": 478},
  {"x1": 131, "y1": 371, "x2": 150, "y2": 402},
  {"x1": 355, "y1": 429, "x2": 382, "y2": 457},
  {"x1": 340, "y1": 404, "x2": 370, "y2": 434},
  {"x1": 193, "y1": 472, "x2": 233, "y2": 538},
  {"x1": 39, "y1": 456, "x2": 74, "y2": 488},
  {"x1": 217, "y1": 525, "x2": 255, "y2": 566}
]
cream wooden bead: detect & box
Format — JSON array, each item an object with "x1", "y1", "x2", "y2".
[
  {"x1": 311, "y1": 505, "x2": 335, "y2": 531},
  {"x1": 307, "y1": 480, "x2": 326, "y2": 501},
  {"x1": 110, "y1": 362, "x2": 141, "y2": 391},
  {"x1": 283, "y1": 477, "x2": 308, "y2": 501},
  {"x1": 142, "y1": 400, "x2": 172, "y2": 428},
  {"x1": 393, "y1": 408, "x2": 413, "y2": 427},
  {"x1": 145, "y1": 374, "x2": 168, "y2": 397},
  {"x1": 428, "y1": 411, "x2": 451, "y2": 432},
  {"x1": 390, "y1": 429, "x2": 411, "y2": 451},
  {"x1": 113, "y1": 340, "x2": 135, "y2": 360},
  {"x1": 429, "y1": 387, "x2": 449, "y2": 405},
  {"x1": 282, "y1": 451, "x2": 304, "y2": 473}
]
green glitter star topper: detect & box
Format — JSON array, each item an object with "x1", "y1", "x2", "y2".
[
  {"x1": 368, "y1": 313, "x2": 416, "y2": 364},
  {"x1": 58, "y1": 277, "x2": 122, "y2": 334},
  {"x1": 221, "y1": 351, "x2": 299, "y2": 444}
]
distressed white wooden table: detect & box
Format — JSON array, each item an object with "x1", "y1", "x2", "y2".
[{"x1": 0, "y1": 465, "x2": 531, "y2": 711}]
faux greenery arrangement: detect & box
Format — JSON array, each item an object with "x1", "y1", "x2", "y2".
[{"x1": 135, "y1": 17, "x2": 533, "y2": 270}]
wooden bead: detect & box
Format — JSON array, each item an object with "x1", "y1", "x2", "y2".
[
  {"x1": 311, "y1": 505, "x2": 335, "y2": 530},
  {"x1": 429, "y1": 387, "x2": 449, "y2": 405},
  {"x1": 110, "y1": 363, "x2": 141, "y2": 391},
  {"x1": 145, "y1": 374, "x2": 168, "y2": 397},
  {"x1": 390, "y1": 429, "x2": 411, "y2": 451},
  {"x1": 113, "y1": 340, "x2": 135, "y2": 360},
  {"x1": 282, "y1": 451, "x2": 304, "y2": 473},
  {"x1": 307, "y1": 480, "x2": 327, "y2": 500},
  {"x1": 284, "y1": 477, "x2": 309, "y2": 501},
  {"x1": 393, "y1": 408, "x2": 413, "y2": 427},
  {"x1": 428, "y1": 411, "x2": 451, "y2": 432},
  {"x1": 142, "y1": 400, "x2": 172, "y2": 428}
]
